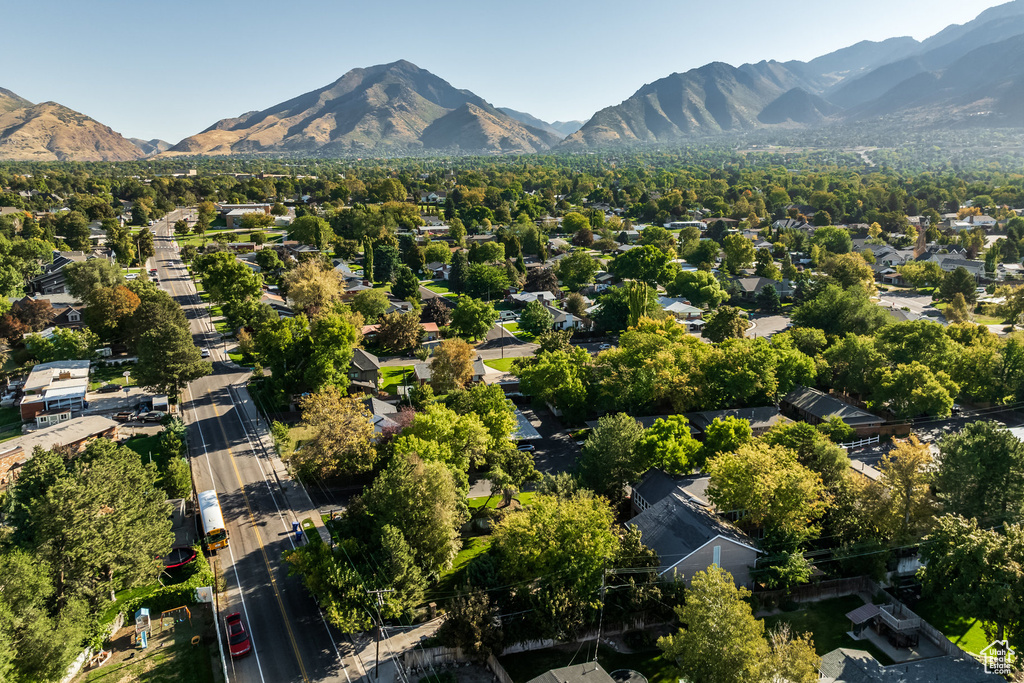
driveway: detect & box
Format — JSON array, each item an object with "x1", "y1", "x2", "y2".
[
  {"x1": 517, "y1": 405, "x2": 581, "y2": 476},
  {"x1": 748, "y1": 314, "x2": 790, "y2": 338}
]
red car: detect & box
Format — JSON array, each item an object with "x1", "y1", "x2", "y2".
[{"x1": 225, "y1": 612, "x2": 251, "y2": 658}]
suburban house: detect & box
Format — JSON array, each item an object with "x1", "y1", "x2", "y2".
[
  {"x1": 508, "y1": 291, "x2": 558, "y2": 307},
  {"x1": 684, "y1": 406, "x2": 790, "y2": 438},
  {"x1": 781, "y1": 386, "x2": 883, "y2": 436},
  {"x1": 544, "y1": 305, "x2": 585, "y2": 331},
  {"x1": 733, "y1": 276, "x2": 794, "y2": 300},
  {"x1": 413, "y1": 357, "x2": 486, "y2": 386},
  {"x1": 349, "y1": 349, "x2": 381, "y2": 391},
  {"x1": 0, "y1": 415, "x2": 119, "y2": 487},
  {"x1": 20, "y1": 360, "x2": 90, "y2": 421},
  {"x1": 425, "y1": 262, "x2": 451, "y2": 280},
  {"x1": 658, "y1": 297, "x2": 704, "y2": 324},
  {"x1": 29, "y1": 250, "x2": 90, "y2": 296},
  {"x1": 629, "y1": 479, "x2": 759, "y2": 587},
  {"x1": 363, "y1": 396, "x2": 402, "y2": 435},
  {"x1": 819, "y1": 647, "x2": 1001, "y2": 682},
  {"x1": 526, "y1": 663, "x2": 616, "y2": 683}
]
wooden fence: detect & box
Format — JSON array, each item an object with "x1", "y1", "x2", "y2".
[{"x1": 755, "y1": 575, "x2": 875, "y2": 606}]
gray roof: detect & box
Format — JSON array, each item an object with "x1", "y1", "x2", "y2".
[
  {"x1": 782, "y1": 386, "x2": 881, "y2": 426},
  {"x1": 819, "y1": 648, "x2": 1001, "y2": 683},
  {"x1": 633, "y1": 469, "x2": 710, "y2": 507},
  {"x1": 363, "y1": 396, "x2": 398, "y2": 416},
  {"x1": 0, "y1": 416, "x2": 118, "y2": 462},
  {"x1": 351, "y1": 348, "x2": 380, "y2": 372},
  {"x1": 629, "y1": 491, "x2": 756, "y2": 575},
  {"x1": 684, "y1": 406, "x2": 788, "y2": 434},
  {"x1": 526, "y1": 663, "x2": 615, "y2": 683}
]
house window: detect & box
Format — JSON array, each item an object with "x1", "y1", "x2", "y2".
[{"x1": 712, "y1": 545, "x2": 721, "y2": 567}]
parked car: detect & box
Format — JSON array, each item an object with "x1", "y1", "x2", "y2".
[
  {"x1": 113, "y1": 411, "x2": 134, "y2": 423},
  {"x1": 143, "y1": 411, "x2": 167, "y2": 423},
  {"x1": 200, "y1": 348, "x2": 211, "y2": 358},
  {"x1": 225, "y1": 613, "x2": 251, "y2": 658},
  {"x1": 517, "y1": 444, "x2": 536, "y2": 452},
  {"x1": 598, "y1": 343, "x2": 612, "y2": 350},
  {"x1": 96, "y1": 384, "x2": 122, "y2": 393}
]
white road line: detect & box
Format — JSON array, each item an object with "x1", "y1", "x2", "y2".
[
  {"x1": 188, "y1": 384, "x2": 267, "y2": 683},
  {"x1": 223, "y1": 383, "x2": 350, "y2": 676}
]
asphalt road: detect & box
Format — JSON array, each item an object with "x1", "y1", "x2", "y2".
[{"x1": 151, "y1": 212, "x2": 365, "y2": 683}]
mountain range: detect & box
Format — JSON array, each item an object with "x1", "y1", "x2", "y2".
[{"x1": 4, "y1": 0, "x2": 1024, "y2": 160}]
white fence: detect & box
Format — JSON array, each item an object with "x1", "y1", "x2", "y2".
[{"x1": 840, "y1": 435, "x2": 880, "y2": 449}]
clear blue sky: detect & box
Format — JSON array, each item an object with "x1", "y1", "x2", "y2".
[{"x1": 3, "y1": 0, "x2": 1007, "y2": 143}]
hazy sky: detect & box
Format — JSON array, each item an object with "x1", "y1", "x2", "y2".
[{"x1": 3, "y1": 0, "x2": 1008, "y2": 143}]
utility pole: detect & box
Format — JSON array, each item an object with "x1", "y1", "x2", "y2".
[{"x1": 365, "y1": 588, "x2": 394, "y2": 679}]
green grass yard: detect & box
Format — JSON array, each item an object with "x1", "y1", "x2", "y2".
[
  {"x1": 0, "y1": 405, "x2": 22, "y2": 432},
  {"x1": 502, "y1": 322, "x2": 535, "y2": 342},
  {"x1": 913, "y1": 599, "x2": 992, "y2": 656},
  {"x1": 932, "y1": 301, "x2": 1004, "y2": 325},
  {"x1": 467, "y1": 492, "x2": 535, "y2": 510},
  {"x1": 380, "y1": 366, "x2": 414, "y2": 395},
  {"x1": 763, "y1": 595, "x2": 894, "y2": 665},
  {"x1": 484, "y1": 358, "x2": 515, "y2": 372},
  {"x1": 423, "y1": 280, "x2": 453, "y2": 295},
  {"x1": 89, "y1": 363, "x2": 136, "y2": 390}
]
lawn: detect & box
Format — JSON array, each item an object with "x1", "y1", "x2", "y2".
[
  {"x1": 502, "y1": 322, "x2": 535, "y2": 342},
  {"x1": 913, "y1": 598, "x2": 991, "y2": 656},
  {"x1": 484, "y1": 358, "x2": 515, "y2": 372},
  {"x1": 125, "y1": 434, "x2": 164, "y2": 464},
  {"x1": 500, "y1": 644, "x2": 675, "y2": 683},
  {"x1": 932, "y1": 301, "x2": 1004, "y2": 325},
  {"x1": 423, "y1": 279, "x2": 452, "y2": 295},
  {"x1": 89, "y1": 363, "x2": 136, "y2": 390},
  {"x1": 467, "y1": 492, "x2": 535, "y2": 510},
  {"x1": 99, "y1": 583, "x2": 161, "y2": 626},
  {"x1": 763, "y1": 595, "x2": 894, "y2": 665},
  {"x1": 381, "y1": 365, "x2": 414, "y2": 395},
  {"x1": 0, "y1": 405, "x2": 22, "y2": 432},
  {"x1": 433, "y1": 535, "x2": 492, "y2": 598}
]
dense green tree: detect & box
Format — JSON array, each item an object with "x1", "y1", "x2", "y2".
[
  {"x1": 869, "y1": 361, "x2": 958, "y2": 418},
  {"x1": 701, "y1": 416, "x2": 753, "y2": 459},
  {"x1": 578, "y1": 412, "x2": 645, "y2": 503},
  {"x1": 392, "y1": 265, "x2": 421, "y2": 304},
  {"x1": 364, "y1": 453, "x2": 464, "y2": 575},
  {"x1": 635, "y1": 415, "x2": 703, "y2": 475},
  {"x1": 350, "y1": 288, "x2": 390, "y2": 323},
  {"x1": 934, "y1": 421, "x2": 1024, "y2": 524},
  {"x1": 304, "y1": 311, "x2": 360, "y2": 393},
  {"x1": 25, "y1": 328, "x2": 99, "y2": 363},
  {"x1": 289, "y1": 215, "x2": 336, "y2": 251},
  {"x1": 592, "y1": 283, "x2": 660, "y2": 332},
  {"x1": 792, "y1": 285, "x2": 890, "y2": 336},
  {"x1": 556, "y1": 251, "x2": 599, "y2": 291},
  {"x1": 64, "y1": 258, "x2": 124, "y2": 300},
  {"x1": 811, "y1": 225, "x2": 851, "y2": 253},
  {"x1": 450, "y1": 296, "x2": 497, "y2": 340},
  {"x1": 702, "y1": 306, "x2": 748, "y2": 342},
  {"x1": 666, "y1": 270, "x2": 728, "y2": 308},
  {"x1": 757, "y1": 284, "x2": 782, "y2": 313},
  {"x1": 464, "y1": 263, "x2": 509, "y2": 299},
  {"x1": 512, "y1": 348, "x2": 591, "y2": 421},
  {"x1": 722, "y1": 234, "x2": 755, "y2": 273},
  {"x1": 295, "y1": 387, "x2": 376, "y2": 478},
  {"x1": 919, "y1": 515, "x2": 1023, "y2": 645},
  {"x1": 519, "y1": 300, "x2": 554, "y2": 336},
  {"x1": 611, "y1": 244, "x2": 673, "y2": 285},
  {"x1": 939, "y1": 266, "x2": 978, "y2": 304},
  {"x1": 373, "y1": 243, "x2": 401, "y2": 283},
  {"x1": 134, "y1": 320, "x2": 211, "y2": 398},
  {"x1": 448, "y1": 250, "x2": 469, "y2": 293}
]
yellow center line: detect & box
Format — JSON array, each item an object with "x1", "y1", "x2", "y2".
[{"x1": 212, "y1": 397, "x2": 310, "y2": 683}]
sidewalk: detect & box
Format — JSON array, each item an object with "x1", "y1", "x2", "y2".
[{"x1": 352, "y1": 619, "x2": 444, "y2": 683}]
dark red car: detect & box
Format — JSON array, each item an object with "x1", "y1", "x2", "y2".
[{"x1": 225, "y1": 612, "x2": 251, "y2": 658}]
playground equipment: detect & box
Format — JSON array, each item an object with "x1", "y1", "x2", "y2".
[
  {"x1": 134, "y1": 608, "x2": 150, "y2": 649},
  {"x1": 159, "y1": 605, "x2": 192, "y2": 632}
]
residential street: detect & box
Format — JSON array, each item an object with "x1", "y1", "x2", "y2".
[{"x1": 153, "y1": 213, "x2": 368, "y2": 683}]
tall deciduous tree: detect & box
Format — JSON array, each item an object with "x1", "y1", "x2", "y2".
[
  {"x1": 429, "y1": 338, "x2": 475, "y2": 393},
  {"x1": 707, "y1": 442, "x2": 827, "y2": 540},
  {"x1": 350, "y1": 288, "x2": 390, "y2": 323},
  {"x1": 134, "y1": 321, "x2": 212, "y2": 398},
  {"x1": 935, "y1": 421, "x2": 1024, "y2": 524},
  {"x1": 289, "y1": 215, "x2": 336, "y2": 252},
  {"x1": 296, "y1": 387, "x2": 376, "y2": 478},
  {"x1": 392, "y1": 265, "x2": 421, "y2": 304},
  {"x1": 667, "y1": 270, "x2": 728, "y2": 308},
  {"x1": 284, "y1": 259, "x2": 343, "y2": 315},
  {"x1": 375, "y1": 311, "x2": 424, "y2": 354},
  {"x1": 578, "y1": 412, "x2": 645, "y2": 503},
  {"x1": 450, "y1": 296, "x2": 497, "y2": 340},
  {"x1": 364, "y1": 453, "x2": 464, "y2": 575},
  {"x1": 64, "y1": 258, "x2": 123, "y2": 301},
  {"x1": 635, "y1": 415, "x2": 703, "y2": 475},
  {"x1": 702, "y1": 306, "x2": 748, "y2": 342},
  {"x1": 658, "y1": 566, "x2": 819, "y2": 683}
]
